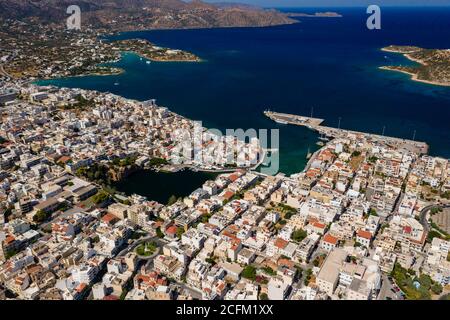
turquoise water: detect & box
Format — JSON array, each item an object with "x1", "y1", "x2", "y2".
[{"x1": 39, "y1": 7, "x2": 450, "y2": 177}]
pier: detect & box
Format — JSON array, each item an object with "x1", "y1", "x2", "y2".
[
  {"x1": 264, "y1": 110, "x2": 429, "y2": 155},
  {"x1": 264, "y1": 111, "x2": 324, "y2": 128}
]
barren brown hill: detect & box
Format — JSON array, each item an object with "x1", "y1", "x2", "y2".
[{"x1": 0, "y1": 0, "x2": 296, "y2": 31}]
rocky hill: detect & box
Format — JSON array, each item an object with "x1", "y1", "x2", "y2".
[{"x1": 0, "y1": 0, "x2": 295, "y2": 31}]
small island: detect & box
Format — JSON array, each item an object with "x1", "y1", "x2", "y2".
[{"x1": 380, "y1": 45, "x2": 450, "y2": 87}]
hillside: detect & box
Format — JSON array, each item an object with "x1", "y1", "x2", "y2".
[{"x1": 0, "y1": 0, "x2": 295, "y2": 31}]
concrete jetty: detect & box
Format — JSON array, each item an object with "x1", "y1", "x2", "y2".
[
  {"x1": 264, "y1": 110, "x2": 429, "y2": 155},
  {"x1": 264, "y1": 111, "x2": 324, "y2": 128}
]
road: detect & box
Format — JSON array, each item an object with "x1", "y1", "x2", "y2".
[
  {"x1": 419, "y1": 204, "x2": 450, "y2": 233},
  {"x1": 0, "y1": 64, "x2": 10, "y2": 78},
  {"x1": 378, "y1": 274, "x2": 403, "y2": 300}
]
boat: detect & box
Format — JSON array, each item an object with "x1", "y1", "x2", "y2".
[
  {"x1": 274, "y1": 119, "x2": 288, "y2": 125},
  {"x1": 306, "y1": 147, "x2": 312, "y2": 159},
  {"x1": 146, "y1": 61, "x2": 151, "y2": 64},
  {"x1": 318, "y1": 133, "x2": 330, "y2": 141},
  {"x1": 114, "y1": 82, "x2": 119, "y2": 86},
  {"x1": 316, "y1": 141, "x2": 325, "y2": 146}
]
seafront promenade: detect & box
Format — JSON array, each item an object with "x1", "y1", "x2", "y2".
[{"x1": 264, "y1": 111, "x2": 429, "y2": 155}]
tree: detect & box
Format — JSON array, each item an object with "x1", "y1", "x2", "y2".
[
  {"x1": 259, "y1": 293, "x2": 269, "y2": 300},
  {"x1": 176, "y1": 227, "x2": 185, "y2": 239},
  {"x1": 262, "y1": 267, "x2": 276, "y2": 276},
  {"x1": 156, "y1": 227, "x2": 164, "y2": 238},
  {"x1": 304, "y1": 268, "x2": 313, "y2": 286},
  {"x1": 431, "y1": 283, "x2": 443, "y2": 295},
  {"x1": 242, "y1": 266, "x2": 257, "y2": 281},
  {"x1": 33, "y1": 210, "x2": 48, "y2": 223},
  {"x1": 312, "y1": 257, "x2": 320, "y2": 267},
  {"x1": 369, "y1": 208, "x2": 378, "y2": 216},
  {"x1": 149, "y1": 157, "x2": 169, "y2": 167},
  {"x1": 92, "y1": 191, "x2": 109, "y2": 205},
  {"x1": 291, "y1": 229, "x2": 307, "y2": 242},
  {"x1": 368, "y1": 156, "x2": 378, "y2": 163},
  {"x1": 167, "y1": 195, "x2": 178, "y2": 206}
]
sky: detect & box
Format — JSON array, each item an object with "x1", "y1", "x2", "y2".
[{"x1": 203, "y1": 0, "x2": 450, "y2": 8}]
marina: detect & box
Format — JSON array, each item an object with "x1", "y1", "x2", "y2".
[{"x1": 264, "y1": 110, "x2": 429, "y2": 155}]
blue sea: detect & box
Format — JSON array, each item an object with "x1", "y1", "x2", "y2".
[{"x1": 39, "y1": 7, "x2": 450, "y2": 176}]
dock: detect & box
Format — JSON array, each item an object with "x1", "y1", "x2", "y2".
[
  {"x1": 264, "y1": 111, "x2": 324, "y2": 128},
  {"x1": 264, "y1": 110, "x2": 429, "y2": 155}
]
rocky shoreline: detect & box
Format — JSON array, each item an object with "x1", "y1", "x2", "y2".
[{"x1": 380, "y1": 46, "x2": 450, "y2": 87}]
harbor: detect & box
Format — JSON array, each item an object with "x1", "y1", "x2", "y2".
[
  {"x1": 264, "y1": 110, "x2": 324, "y2": 128},
  {"x1": 264, "y1": 110, "x2": 429, "y2": 155}
]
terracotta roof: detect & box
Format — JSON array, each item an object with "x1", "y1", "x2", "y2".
[
  {"x1": 274, "y1": 237, "x2": 289, "y2": 249},
  {"x1": 312, "y1": 221, "x2": 326, "y2": 229},
  {"x1": 357, "y1": 229, "x2": 372, "y2": 240},
  {"x1": 57, "y1": 156, "x2": 72, "y2": 164},
  {"x1": 166, "y1": 225, "x2": 177, "y2": 235},
  {"x1": 323, "y1": 233, "x2": 338, "y2": 245},
  {"x1": 76, "y1": 283, "x2": 87, "y2": 293},
  {"x1": 223, "y1": 190, "x2": 234, "y2": 200},
  {"x1": 102, "y1": 213, "x2": 118, "y2": 224}
]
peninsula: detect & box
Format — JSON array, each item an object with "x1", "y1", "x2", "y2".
[{"x1": 380, "y1": 45, "x2": 450, "y2": 87}]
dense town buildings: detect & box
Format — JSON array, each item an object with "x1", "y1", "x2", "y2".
[{"x1": 0, "y1": 65, "x2": 449, "y2": 301}]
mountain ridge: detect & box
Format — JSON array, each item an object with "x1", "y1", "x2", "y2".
[{"x1": 0, "y1": 0, "x2": 296, "y2": 31}]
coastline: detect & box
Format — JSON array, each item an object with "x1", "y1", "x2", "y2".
[
  {"x1": 379, "y1": 66, "x2": 450, "y2": 87},
  {"x1": 126, "y1": 50, "x2": 202, "y2": 63},
  {"x1": 380, "y1": 47, "x2": 450, "y2": 87}
]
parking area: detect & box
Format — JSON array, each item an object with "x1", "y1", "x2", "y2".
[{"x1": 378, "y1": 274, "x2": 405, "y2": 300}]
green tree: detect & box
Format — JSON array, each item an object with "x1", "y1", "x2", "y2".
[
  {"x1": 291, "y1": 229, "x2": 307, "y2": 242},
  {"x1": 33, "y1": 210, "x2": 48, "y2": 223},
  {"x1": 156, "y1": 227, "x2": 164, "y2": 238},
  {"x1": 176, "y1": 227, "x2": 185, "y2": 239},
  {"x1": 262, "y1": 267, "x2": 276, "y2": 276},
  {"x1": 431, "y1": 283, "x2": 443, "y2": 295},
  {"x1": 167, "y1": 195, "x2": 178, "y2": 205},
  {"x1": 259, "y1": 293, "x2": 269, "y2": 300},
  {"x1": 241, "y1": 266, "x2": 257, "y2": 281},
  {"x1": 92, "y1": 191, "x2": 109, "y2": 204}
]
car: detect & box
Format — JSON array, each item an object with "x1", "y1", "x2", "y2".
[
  {"x1": 385, "y1": 297, "x2": 392, "y2": 300},
  {"x1": 390, "y1": 288, "x2": 397, "y2": 293}
]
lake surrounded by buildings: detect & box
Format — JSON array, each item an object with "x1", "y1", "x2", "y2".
[{"x1": 38, "y1": 7, "x2": 450, "y2": 201}]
